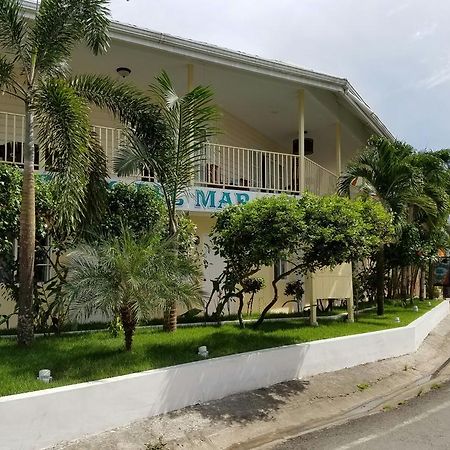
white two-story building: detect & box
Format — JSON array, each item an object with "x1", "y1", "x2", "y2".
[{"x1": 0, "y1": 8, "x2": 393, "y2": 324}]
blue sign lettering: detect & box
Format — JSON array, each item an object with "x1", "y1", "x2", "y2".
[{"x1": 196, "y1": 189, "x2": 216, "y2": 208}]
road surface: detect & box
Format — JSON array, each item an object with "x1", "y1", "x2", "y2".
[{"x1": 273, "y1": 380, "x2": 450, "y2": 450}]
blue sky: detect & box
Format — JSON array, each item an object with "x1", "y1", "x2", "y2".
[{"x1": 110, "y1": 0, "x2": 450, "y2": 150}]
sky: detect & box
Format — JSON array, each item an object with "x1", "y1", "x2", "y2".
[{"x1": 109, "y1": 0, "x2": 450, "y2": 150}]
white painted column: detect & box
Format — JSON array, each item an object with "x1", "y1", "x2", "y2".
[
  {"x1": 347, "y1": 280, "x2": 355, "y2": 323},
  {"x1": 335, "y1": 122, "x2": 342, "y2": 176},
  {"x1": 298, "y1": 89, "x2": 305, "y2": 194},
  {"x1": 309, "y1": 274, "x2": 318, "y2": 327}
]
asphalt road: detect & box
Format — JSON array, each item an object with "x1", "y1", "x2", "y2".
[{"x1": 273, "y1": 380, "x2": 450, "y2": 450}]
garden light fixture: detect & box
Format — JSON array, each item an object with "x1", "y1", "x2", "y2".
[{"x1": 37, "y1": 369, "x2": 52, "y2": 383}]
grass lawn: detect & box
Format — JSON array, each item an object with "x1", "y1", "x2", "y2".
[{"x1": 0, "y1": 299, "x2": 441, "y2": 397}]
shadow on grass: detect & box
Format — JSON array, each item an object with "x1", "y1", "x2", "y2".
[{"x1": 171, "y1": 379, "x2": 309, "y2": 425}]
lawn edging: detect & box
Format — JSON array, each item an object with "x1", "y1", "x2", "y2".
[{"x1": 1, "y1": 300, "x2": 448, "y2": 450}]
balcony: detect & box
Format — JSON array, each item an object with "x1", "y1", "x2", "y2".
[{"x1": 0, "y1": 111, "x2": 337, "y2": 196}]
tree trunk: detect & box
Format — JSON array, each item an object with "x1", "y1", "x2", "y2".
[
  {"x1": 17, "y1": 103, "x2": 36, "y2": 347},
  {"x1": 375, "y1": 247, "x2": 385, "y2": 316},
  {"x1": 427, "y1": 261, "x2": 435, "y2": 299},
  {"x1": 419, "y1": 266, "x2": 425, "y2": 301},
  {"x1": 163, "y1": 217, "x2": 178, "y2": 332},
  {"x1": 120, "y1": 303, "x2": 137, "y2": 351},
  {"x1": 400, "y1": 266, "x2": 408, "y2": 300},
  {"x1": 253, "y1": 277, "x2": 279, "y2": 329},
  {"x1": 237, "y1": 291, "x2": 245, "y2": 328},
  {"x1": 387, "y1": 269, "x2": 393, "y2": 300},
  {"x1": 163, "y1": 301, "x2": 177, "y2": 332}
]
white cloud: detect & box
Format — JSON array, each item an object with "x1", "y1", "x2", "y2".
[{"x1": 413, "y1": 23, "x2": 438, "y2": 40}]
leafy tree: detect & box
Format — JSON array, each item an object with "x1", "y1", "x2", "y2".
[
  {"x1": 0, "y1": 0, "x2": 165, "y2": 345},
  {"x1": 212, "y1": 193, "x2": 392, "y2": 327},
  {"x1": 65, "y1": 230, "x2": 202, "y2": 351},
  {"x1": 115, "y1": 71, "x2": 219, "y2": 332}
]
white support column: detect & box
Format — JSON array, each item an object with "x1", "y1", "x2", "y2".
[
  {"x1": 347, "y1": 286, "x2": 355, "y2": 323},
  {"x1": 335, "y1": 121, "x2": 342, "y2": 176},
  {"x1": 187, "y1": 63, "x2": 194, "y2": 92},
  {"x1": 298, "y1": 89, "x2": 305, "y2": 194},
  {"x1": 309, "y1": 274, "x2": 318, "y2": 327}
]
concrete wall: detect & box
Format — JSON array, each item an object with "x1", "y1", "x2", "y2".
[{"x1": 1, "y1": 301, "x2": 447, "y2": 450}]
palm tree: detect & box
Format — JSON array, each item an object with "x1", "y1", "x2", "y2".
[
  {"x1": 337, "y1": 137, "x2": 417, "y2": 315},
  {"x1": 0, "y1": 0, "x2": 164, "y2": 345},
  {"x1": 115, "y1": 71, "x2": 219, "y2": 331},
  {"x1": 65, "y1": 230, "x2": 202, "y2": 351},
  {"x1": 410, "y1": 151, "x2": 450, "y2": 299}
]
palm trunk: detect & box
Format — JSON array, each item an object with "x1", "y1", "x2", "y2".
[
  {"x1": 427, "y1": 261, "x2": 435, "y2": 299},
  {"x1": 17, "y1": 102, "x2": 36, "y2": 346},
  {"x1": 163, "y1": 215, "x2": 178, "y2": 332},
  {"x1": 120, "y1": 303, "x2": 137, "y2": 351},
  {"x1": 419, "y1": 266, "x2": 425, "y2": 301},
  {"x1": 400, "y1": 266, "x2": 408, "y2": 300},
  {"x1": 375, "y1": 247, "x2": 385, "y2": 316}
]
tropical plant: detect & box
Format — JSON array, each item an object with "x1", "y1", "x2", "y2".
[
  {"x1": 65, "y1": 230, "x2": 202, "y2": 351},
  {"x1": 115, "y1": 71, "x2": 219, "y2": 331},
  {"x1": 337, "y1": 137, "x2": 417, "y2": 315},
  {"x1": 339, "y1": 138, "x2": 450, "y2": 311},
  {"x1": 0, "y1": 0, "x2": 164, "y2": 345}
]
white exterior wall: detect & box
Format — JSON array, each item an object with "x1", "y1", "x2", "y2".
[{"x1": 0, "y1": 301, "x2": 447, "y2": 450}]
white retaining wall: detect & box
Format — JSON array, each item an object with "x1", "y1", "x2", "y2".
[{"x1": 1, "y1": 301, "x2": 448, "y2": 450}]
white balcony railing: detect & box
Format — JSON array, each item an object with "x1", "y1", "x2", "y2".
[{"x1": 0, "y1": 111, "x2": 337, "y2": 196}]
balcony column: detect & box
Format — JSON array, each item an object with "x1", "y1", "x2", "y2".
[
  {"x1": 187, "y1": 63, "x2": 194, "y2": 92},
  {"x1": 298, "y1": 89, "x2": 305, "y2": 194},
  {"x1": 335, "y1": 122, "x2": 342, "y2": 175}
]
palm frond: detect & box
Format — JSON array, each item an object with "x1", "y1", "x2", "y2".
[
  {"x1": 33, "y1": 77, "x2": 95, "y2": 232},
  {"x1": 0, "y1": 0, "x2": 27, "y2": 58},
  {"x1": 0, "y1": 55, "x2": 16, "y2": 93},
  {"x1": 68, "y1": 74, "x2": 166, "y2": 139},
  {"x1": 65, "y1": 230, "x2": 202, "y2": 320},
  {"x1": 116, "y1": 70, "x2": 219, "y2": 218},
  {"x1": 32, "y1": 0, "x2": 110, "y2": 76}
]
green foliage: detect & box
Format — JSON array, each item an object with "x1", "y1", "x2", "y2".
[
  {"x1": 241, "y1": 277, "x2": 265, "y2": 294},
  {"x1": 0, "y1": 164, "x2": 54, "y2": 286},
  {"x1": 65, "y1": 230, "x2": 202, "y2": 350},
  {"x1": 298, "y1": 194, "x2": 393, "y2": 273},
  {"x1": 97, "y1": 182, "x2": 166, "y2": 239},
  {"x1": 284, "y1": 280, "x2": 304, "y2": 298},
  {"x1": 212, "y1": 193, "x2": 392, "y2": 282},
  {"x1": 212, "y1": 192, "x2": 392, "y2": 324},
  {"x1": 212, "y1": 195, "x2": 305, "y2": 283},
  {"x1": 115, "y1": 71, "x2": 219, "y2": 233}
]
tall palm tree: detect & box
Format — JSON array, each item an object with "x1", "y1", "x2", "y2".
[
  {"x1": 337, "y1": 137, "x2": 417, "y2": 315},
  {"x1": 65, "y1": 230, "x2": 201, "y2": 351},
  {"x1": 0, "y1": 0, "x2": 164, "y2": 345},
  {"x1": 115, "y1": 71, "x2": 219, "y2": 331},
  {"x1": 410, "y1": 150, "x2": 450, "y2": 299}
]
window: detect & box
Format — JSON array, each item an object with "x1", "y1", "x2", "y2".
[{"x1": 274, "y1": 260, "x2": 288, "y2": 279}]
